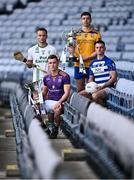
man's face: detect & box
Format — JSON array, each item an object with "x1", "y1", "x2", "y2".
[
  {"x1": 81, "y1": 15, "x2": 91, "y2": 27},
  {"x1": 48, "y1": 58, "x2": 59, "y2": 72},
  {"x1": 37, "y1": 30, "x2": 47, "y2": 44},
  {"x1": 95, "y1": 43, "x2": 105, "y2": 56}
]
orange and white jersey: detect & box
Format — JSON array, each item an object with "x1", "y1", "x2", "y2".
[{"x1": 28, "y1": 44, "x2": 58, "y2": 82}]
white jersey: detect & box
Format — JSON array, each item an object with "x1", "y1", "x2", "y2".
[{"x1": 28, "y1": 44, "x2": 58, "y2": 82}]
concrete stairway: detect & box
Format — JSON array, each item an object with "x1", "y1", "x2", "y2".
[{"x1": 0, "y1": 103, "x2": 20, "y2": 179}]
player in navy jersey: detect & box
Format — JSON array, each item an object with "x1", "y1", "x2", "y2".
[
  {"x1": 79, "y1": 40, "x2": 117, "y2": 106},
  {"x1": 42, "y1": 54, "x2": 71, "y2": 137}
]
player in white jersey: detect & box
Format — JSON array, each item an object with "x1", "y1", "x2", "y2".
[{"x1": 26, "y1": 27, "x2": 58, "y2": 82}]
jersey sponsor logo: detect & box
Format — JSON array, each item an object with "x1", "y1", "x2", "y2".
[
  {"x1": 77, "y1": 39, "x2": 95, "y2": 43},
  {"x1": 92, "y1": 66, "x2": 105, "y2": 73},
  {"x1": 35, "y1": 56, "x2": 47, "y2": 63},
  {"x1": 91, "y1": 61, "x2": 107, "y2": 73},
  {"x1": 49, "y1": 89, "x2": 61, "y2": 92}
]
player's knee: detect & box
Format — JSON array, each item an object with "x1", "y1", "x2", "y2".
[
  {"x1": 92, "y1": 93, "x2": 99, "y2": 102},
  {"x1": 78, "y1": 90, "x2": 86, "y2": 96}
]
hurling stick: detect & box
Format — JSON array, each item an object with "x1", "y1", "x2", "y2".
[{"x1": 13, "y1": 51, "x2": 47, "y2": 74}]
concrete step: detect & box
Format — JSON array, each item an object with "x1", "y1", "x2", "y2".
[
  {"x1": 0, "y1": 137, "x2": 16, "y2": 151},
  {"x1": 0, "y1": 119, "x2": 13, "y2": 135},
  {"x1": 0, "y1": 107, "x2": 20, "y2": 179}
]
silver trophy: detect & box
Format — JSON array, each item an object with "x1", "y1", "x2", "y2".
[
  {"x1": 62, "y1": 28, "x2": 77, "y2": 47},
  {"x1": 61, "y1": 28, "x2": 86, "y2": 74},
  {"x1": 60, "y1": 29, "x2": 76, "y2": 70}
]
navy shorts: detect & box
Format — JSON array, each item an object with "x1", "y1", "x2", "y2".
[{"x1": 74, "y1": 67, "x2": 89, "y2": 79}]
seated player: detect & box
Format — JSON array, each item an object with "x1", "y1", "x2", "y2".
[
  {"x1": 79, "y1": 40, "x2": 117, "y2": 106},
  {"x1": 42, "y1": 54, "x2": 71, "y2": 138}
]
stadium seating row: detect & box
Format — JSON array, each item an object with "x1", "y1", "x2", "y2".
[
  {"x1": 61, "y1": 92, "x2": 134, "y2": 178},
  {"x1": 0, "y1": 0, "x2": 133, "y2": 63}
]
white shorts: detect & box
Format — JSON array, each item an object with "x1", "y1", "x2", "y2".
[{"x1": 44, "y1": 100, "x2": 58, "y2": 112}]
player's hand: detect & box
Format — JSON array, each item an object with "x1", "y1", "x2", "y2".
[
  {"x1": 83, "y1": 57, "x2": 88, "y2": 61},
  {"x1": 94, "y1": 86, "x2": 103, "y2": 92},
  {"x1": 32, "y1": 91, "x2": 39, "y2": 100},
  {"x1": 53, "y1": 102, "x2": 61, "y2": 112}
]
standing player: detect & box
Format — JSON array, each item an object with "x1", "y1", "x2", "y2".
[
  {"x1": 26, "y1": 27, "x2": 58, "y2": 82},
  {"x1": 79, "y1": 40, "x2": 117, "y2": 106},
  {"x1": 69, "y1": 12, "x2": 102, "y2": 92}
]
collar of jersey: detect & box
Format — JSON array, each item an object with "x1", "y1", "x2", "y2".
[{"x1": 38, "y1": 43, "x2": 48, "y2": 48}]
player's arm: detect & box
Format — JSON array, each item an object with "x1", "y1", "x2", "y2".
[
  {"x1": 58, "y1": 73, "x2": 71, "y2": 104},
  {"x1": 88, "y1": 75, "x2": 94, "y2": 83},
  {"x1": 58, "y1": 84, "x2": 71, "y2": 104},
  {"x1": 102, "y1": 71, "x2": 117, "y2": 89},
  {"x1": 53, "y1": 84, "x2": 71, "y2": 112},
  {"x1": 83, "y1": 52, "x2": 97, "y2": 61},
  {"x1": 84, "y1": 32, "x2": 101, "y2": 61},
  {"x1": 26, "y1": 48, "x2": 35, "y2": 68},
  {"x1": 88, "y1": 65, "x2": 94, "y2": 83},
  {"x1": 42, "y1": 85, "x2": 48, "y2": 100},
  {"x1": 102, "y1": 60, "x2": 117, "y2": 89}
]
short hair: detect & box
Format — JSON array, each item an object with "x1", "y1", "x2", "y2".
[
  {"x1": 35, "y1": 27, "x2": 47, "y2": 35},
  {"x1": 47, "y1": 54, "x2": 59, "y2": 61},
  {"x1": 81, "y1": 12, "x2": 91, "y2": 19},
  {"x1": 95, "y1": 40, "x2": 105, "y2": 46}
]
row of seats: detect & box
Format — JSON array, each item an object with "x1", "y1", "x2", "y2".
[
  {"x1": 0, "y1": 0, "x2": 134, "y2": 78},
  {"x1": 61, "y1": 92, "x2": 134, "y2": 178},
  {"x1": 0, "y1": 0, "x2": 29, "y2": 14},
  {"x1": 107, "y1": 78, "x2": 134, "y2": 118},
  {"x1": 2, "y1": 82, "x2": 72, "y2": 179},
  {"x1": 0, "y1": 0, "x2": 133, "y2": 61}
]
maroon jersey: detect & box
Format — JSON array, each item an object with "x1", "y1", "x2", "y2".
[{"x1": 43, "y1": 70, "x2": 70, "y2": 101}]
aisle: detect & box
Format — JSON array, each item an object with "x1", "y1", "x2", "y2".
[{"x1": 0, "y1": 103, "x2": 20, "y2": 179}]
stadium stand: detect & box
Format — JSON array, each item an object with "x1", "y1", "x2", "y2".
[
  {"x1": 0, "y1": 0, "x2": 134, "y2": 116},
  {"x1": 61, "y1": 93, "x2": 134, "y2": 178},
  {"x1": 0, "y1": 0, "x2": 134, "y2": 178},
  {"x1": 107, "y1": 78, "x2": 134, "y2": 119},
  {"x1": 0, "y1": 0, "x2": 133, "y2": 60},
  {"x1": 0, "y1": 0, "x2": 133, "y2": 103}
]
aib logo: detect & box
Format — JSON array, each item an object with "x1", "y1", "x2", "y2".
[{"x1": 95, "y1": 67, "x2": 102, "y2": 72}]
